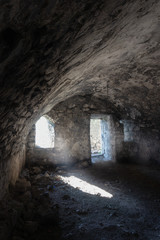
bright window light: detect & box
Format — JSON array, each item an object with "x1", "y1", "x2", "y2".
[
  {"x1": 35, "y1": 116, "x2": 54, "y2": 148},
  {"x1": 60, "y1": 176, "x2": 113, "y2": 198}
]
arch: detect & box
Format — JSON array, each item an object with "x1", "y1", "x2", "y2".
[{"x1": 35, "y1": 115, "x2": 55, "y2": 148}]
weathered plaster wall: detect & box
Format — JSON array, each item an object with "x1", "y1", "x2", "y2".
[
  {"x1": 53, "y1": 109, "x2": 90, "y2": 166},
  {"x1": 120, "y1": 121, "x2": 160, "y2": 164}
]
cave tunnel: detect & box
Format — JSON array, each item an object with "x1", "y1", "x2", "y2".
[{"x1": 0, "y1": 0, "x2": 160, "y2": 239}]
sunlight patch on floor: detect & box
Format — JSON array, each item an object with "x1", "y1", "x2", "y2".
[{"x1": 60, "y1": 176, "x2": 113, "y2": 198}]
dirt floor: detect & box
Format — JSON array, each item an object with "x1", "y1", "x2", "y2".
[{"x1": 1, "y1": 161, "x2": 160, "y2": 240}]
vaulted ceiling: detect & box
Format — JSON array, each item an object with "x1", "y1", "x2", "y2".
[
  {"x1": 0, "y1": 0, "x2": 160, "y2": 126},
  {"x1": 0, "y1": 0, "x2": 160, "y2": 194}
]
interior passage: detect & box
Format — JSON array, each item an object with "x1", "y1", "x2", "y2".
[
  {"x1": 0, "y1": 1, "x2": 160, "y2": 240},
  {"x1": 90, "y1": 118, "x2": 103, "y2": 155}
]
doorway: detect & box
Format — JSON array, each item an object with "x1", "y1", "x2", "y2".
[{"x1": 90, "y1": 115, "x2": 112, "y2": 163}]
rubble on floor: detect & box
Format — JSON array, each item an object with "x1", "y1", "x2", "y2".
[
  {"x1": 1, "y1": 162, "x2": 160, "y2": 240},
  {"x1": 0, "y1": 166, "x2": 61, "y2": 240}
]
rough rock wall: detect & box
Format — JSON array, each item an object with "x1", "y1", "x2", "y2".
[{"x1": 0, "y1": 0, "x2": 160, "y2": 198}]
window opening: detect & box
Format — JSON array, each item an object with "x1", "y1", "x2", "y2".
[{"x1": 35, "y1": 116, "x2": 55, "y2": 148}]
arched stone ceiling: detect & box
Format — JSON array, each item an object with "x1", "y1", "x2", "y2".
[
  {"x1": 0, "y1": 0, "x2": 160, "y2": 197},
  {"x1": 0, "y1": 0, "x2": 160, "y2": 125}
]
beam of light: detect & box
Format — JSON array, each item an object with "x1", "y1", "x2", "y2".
[
  {"x1": 35, "y1": 116, "x2": 54, "y2": 148},
  {"x1": 60, "y1": 176, "x2": 113, "y2": 198}
]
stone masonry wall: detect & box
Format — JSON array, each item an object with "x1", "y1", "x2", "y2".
[
  {"x1": 26, "y1": 95, "x2": 160, "y2": 167},
  {"x1": 119, "y1": 121, "x2": 160, "y2": 164},
  {"x1": 90, "y1": 119, "x2": 102, "y2": 155},
  {"x1": 26, "y1": 96, "x2": 123, "y2": 167}
]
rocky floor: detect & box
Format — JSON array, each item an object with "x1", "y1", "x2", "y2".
[{"x1": 1, "y1": 162, "x2": 160, "y2": 240}]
